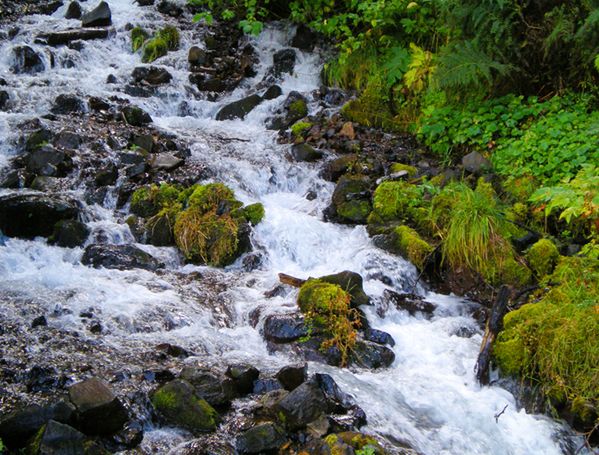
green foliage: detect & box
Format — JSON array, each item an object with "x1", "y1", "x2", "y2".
[
  {"x1": 389, "y1": 163, "x2": 417, "y2": 177},
  {"x1": 158, "y1": 25, "x2": 180, "y2": 50},
  {"x1": 131, "y1": 26, "x2": 149, "y2": 52},
  {"x1": 0, "y1": 438, "x2": 4, "y2": 454},
  {"x1": 297, "y1": 280, "x2": 361, "y2": 367},
  {"x1": 526, "y1": 239, "x2": 560, "y2": 279},
  {"x1": 493, "y1": 257, "x2": 599, "y2": 422},
  {"x1": 370, "y1": 181, "x2": 423, "y2": 222}
]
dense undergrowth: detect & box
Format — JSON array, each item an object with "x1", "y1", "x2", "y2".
[{"x1": 187, "y1": 0, "x2": 599, "y2": 436}]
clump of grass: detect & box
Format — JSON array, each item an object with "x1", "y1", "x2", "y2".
[
  {"x1": 140, "y1": 26, "x2": 180, "y2": 63},
  {"x1": 297, "y1": 280, "x2": 361, "y2": 367},
  {"x1": 131, "y1": 26, "x2": 149, "y2": 52},
  {"x1": 493, "y1": 256, "x2": 599, "y2": 425}
]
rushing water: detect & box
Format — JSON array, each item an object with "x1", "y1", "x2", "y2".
[{"x1": 0, "y1": 1, "x2": 590, "y2": 454}]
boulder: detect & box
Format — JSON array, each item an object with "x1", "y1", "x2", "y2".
[
  {"x1": 272, "y1": 48, "x2": 296, "y2": 76},
  {"x1": 322, "y1": 154, "x2": 358, "y2": 182},
  {"x1": 131, "y1": 66, "x2": 172, "y2": 85},
  {"x1": 81, "y1": 244, "x2": 162, "y2": 271},
  {"x1": 151, "y1": 380, "x2": 219, "y2": 434},
  {"x1": 275, "y1": 364, "x2": 307, "y2": 391},
  {"x1": 0, "y1": 194, "x2": 79, "y2": 239},
  {"x1": 157, "y1": 0, "x2": 183, "y2": 17},
  {"x1": 253, "y1": 378, "x2": 283, "y2": 394},
  {"x1": 54, "y1": 130, "x2": 82, "y2": 150},
  {"x1": 275, "y1": 380, "x2": 327, "y2": 430},
  {"x1": 68, "y1": 377, "x2": 128, "y2": 435},
  {"x1": 11, "y1": 46, "x2": 45, "y2": 74},
  {"x1": 65, "y1": 1, "x2": 82, "y2": 19},
  {"x1": 50, "y1": 219, "x2": 89, "y2": 248},
  {"x1": 26, "y1": 420, "x2": 91, "y2": 454},
  {"x1": 290, "y1": 143, "x2": 323, "y2": 162},
  {"x1": 225, "y1": 364, "x2": 259, "y2": 395},
  {"x1": 263, "y1": 313, "x2": 308, "y2": 343},
  {"x1": 364, "y1": 328, "x2": 395, "y2": 347},
  {"x1": 330, "y1": 176, "x2": 372, "y2": 224},
  {"x1": 266, "y1": 91, "x2": 308, "y2": 130},
  {"x1": 180, "y1": 367, "x2": 236, "y2": 407},
  {"x1": 188, "y1": 46, "x2": 207, "y2": 65},
  {"x1": 26, "y1": 128, "x2": 54, "y2": 152},
  {"x1": 148, "y1": 153, "x2": 183, "y2": 171},
  {"x1": 215, "y1": 94, "x2": 263, "y2": 121},
  {"x1": 462, "y1": 151, "x2": 491, "y2": 174},
  {"x1": 94, "y1": 164, "x2": 118, "y2": 186},
  {"x1": 81, "y1": 1, "x2": 111, "y2": 27},
  {"x1": 51, "y1": 94, "x2": 85, "y2": 115},
  {"x1": 235, "y1": 422, "x2": 286, "y2": 454},
  {"x1": 30, "y1": 176, "x2": 62, "y2": 192},
  {"x1": 122, "y1": 105, "x2": 152, "y2": 126}
]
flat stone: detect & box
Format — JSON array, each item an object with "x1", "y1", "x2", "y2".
[{"x1": 149, "y1": 152, "x2": 183, "y2": 171}]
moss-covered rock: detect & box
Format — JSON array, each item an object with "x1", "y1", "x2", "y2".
[
  {"x1": 288, "y1": 99, "x2": 308, "y2": 121},
  {"x1": 242, "y1": 202, "x2": 265, "y2": 226},
  {"x1": 331, "y1": 176, "x2": 372, "y2": 224},
  {"x1": 493, "y1": 256, "x2": 599, "y2": 427},
  {"x1": 188, "y1": 183, "x2": 242, "y2": 214},
  {"x1": 526, "y1": 238, "x2": 560, "y2": 278},
  {"x1": 291, "y1": 121, "x2": 312, "y2": 137},
  {"x1": 393, "y1": 225, "x2": 434, "y2": 271},
  {"x1": 325, "y1": 432, "x2": 387, "y2": 455},
  {"x1": 370, "y1": 181, "x2": 421, "y2": 223},
  {"x1": 151, "y1": 380, "x2": 219, "y2": 435}
]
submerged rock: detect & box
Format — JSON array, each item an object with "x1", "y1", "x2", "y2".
[
  {"x1": 81, "y1": 244, "x2": 163, "y2": 271},
  {"x1": 272, "y1": 48, "x2": 296, "y2": 77},
  {"x1": 215, "y1": 94, "x2": 263, "y2": 121}
]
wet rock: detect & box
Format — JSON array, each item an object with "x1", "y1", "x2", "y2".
[
  {"x1": 144, "y1": 215, "x2": 173, "y2": 246},
  {"x1": 156, "y1": 343, "x2": 189, "y2": 358},
  {"x1": 95, "y1": 163, "x2": 118, "y2": 186},
  {"x1": 27, "y1": 145, "x2": 69, "y2": 177},
  {"x1": 38, "y1": 28, "x2": 111, "y2": 46},
  {"x1": 30, "y1": 176, "x2": 61, "y2": 192},
  {"x1": 226, "y1": 364, "x2": 259, "y2": 395},
  {"x1": 329, "y1": 175, "x2": 372, "y2": 224},
  {"x1": 267, "y1": 91, "x2": 308, "y2": 130},
  {"x1": 88, "y1": 96, "x2": 111, "y2": 111},
  {"x1": 291, "y1": 24, "x2": 319, "y2": 51},
  {"x1": 131, "y1": 134, "x2": 154, "y2": 152},
  {"x1": 149, "y1": 152, "x2": 183, "y2": 171},
  {"x1": 180, "y1": 366, "x2": 236, "y2": 407},
  {"x1": 32, "y1": 315, "x2": 48, "y2": 328},
  {"x1": 157, "y1": 0, "x2": 183, "y2": 17},
  {"x1": 188, "y1": 46, "x2": 207, "y2": 65},
  {"x1": 318, "y1": 270, "x2": 371, "y2": 308},
  {"x1": 275, "y1": 364, "x2": 307, "y2": 391},
  {"x1": 26, "y1": 128, "x2": 54, "y2": 152},
  {"x1": 235, "y1": 422, "x2": 286, "y2": 454},
  {"x1": 81, "y1": 1, "x2": 112, "y2": 27},
  {"x1": 462, "y1": 151, "x2": 491, "y2": 174},
  {"x1": 132, "y1": 66, "x2": 172, "y2": 85},
  {"x1": 364, "y1": 328, "x2": 395, "y2": 347},
  {"x1": 513, "y1": 231, "x2": 541, "y2": 252},
  {"x1": 82, "y1": 244, "x2": 163, "y2": 271},
  {"x1": 151, "y1": 380, "x2": 219, "y2": 434},
  {"x1": 322, "y1": 154, "x2": 358, "y2": 182},
  {"x1": 54, "y1": 130, "x2": 82, "y2": 150},
  {"x1": 215, "y1": 94, "x2": 263, "y2": 121},
  {"x1": 113, "y1": 420, "x2": 144, "y2": 450},
  {"x1": 262, "y1": 84, "x2": 282, "y2": 100},
  {"x1": 290, "y1": 143, "x2": 323, "y2": 162},
  {"x1": 65, "y1": 1, "x2": 82, "y2": 19},
  {"x1": 50, "y1": 219, "x2": 90, "y2": 248},
  {"x1": 26, "y1": 366, "x2": 66, "y2": 393},
  {"x1": 11, "y1": 45, "x2": 45, "y2": 74},
  {"x1": 352, "y1": 340, "x2": 395, "y2": 369},
  {"x1": 51, "y1": 93, "x2": 85, "y2": 115},
  {"x1": 0, "y1": 194, "x2": 79, "y2": 239},
  {"x1": 276, "y1": 380, "x2": 327, "y2": 430},
  {"x1": 263, "y1": 313, "x2": 308, "y2": 343},
  {"x1": 69, "y1": 377, "x2": 128, "y2": 435},
  {"x1": 272, "y1": 48, "x2": 296, "y2": 76},
  {"x1": 0, "y1": 90, "x2": 9, "y2": 111},
  {"x1": 137, "y1": 0, "x2": 154, "y2": 5},
  {"x1": 384, "y1": 290, "x2": 436, "y2": 316},
  {"x1": 122, "y1": 105, "x2": 152, "y2": 126},
  {"x1": 27, "y1": 420, "x2": 90, "y2": 454}
]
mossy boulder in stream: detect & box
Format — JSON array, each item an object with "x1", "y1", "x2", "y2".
[
  {"x1": 392, "y1": 225, "x2": 434, "y2": 271},
  {"x1": 151, "y1": 380, "x2": 219, "y2": 435}
]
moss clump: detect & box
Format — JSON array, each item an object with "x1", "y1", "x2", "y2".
[
  {"x1": 393, "y1": 225, "x2": 434, "y2": 271},
  {"x1": 131, "y1": 26, "x2": 149, "y2": 52},
  {"x1": 370, "y1": 181, "x2": 422, "y2": 222},
  {"x1": 242, "y1": 202, "x2": 265, "y2": 226},
  {"x1": 152, "y1": 380, "x2": 219, "y2": 435},
  {"x1": 493, "y1": 257, "x2": 599, "y2": 425},
  {"x1": 390, "y1": 163, "x2": 417, "y2": 177},
  {"x1": 291, "y1": 121, "x2": 312, "y2": 137},
  {"x1": 158, "y1": 25, "x2": 180, "y2": 50},
  {"x1": 325, "y1": 432, "x2": 386, "y2": 455},
  {"x1": 504, "y1": 175, "x2": 537, "y2": 203},
  {"x1": 288, "y1": 99, "x2": 308, "y2": 120},
  {"x1": 526, "y1": 238, "x2": 560, "y2": 278},
  {"x1": 130, "y1": 183, "x2": 181, "y2": 218},
  {"x1": 297, "y1": 280, "x2": 361, "y2": 366},
  {"x1": 337, "y1": 200, "x2": 372, "y2": 224},
  {"x1": 188, "y1": 183, "x2": 242, "y2": 214},
  {"x1": 142, "y1": 36, "x2": 168, "y2": 63},
  {"x1": 130, "y1": 187, "x2": 157, "y2": 218}
]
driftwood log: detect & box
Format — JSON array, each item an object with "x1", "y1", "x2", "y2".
[
  {"x1": 475, "y1": 285, "x2": 512, "y2": 385},
  {"x1": 278, "y1": 273, "x2": 306, "y2": 288}
]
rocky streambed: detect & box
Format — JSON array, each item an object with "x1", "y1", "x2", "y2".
[{"x1": 0, "y1": 1, "x2": 591, "y2": 454}]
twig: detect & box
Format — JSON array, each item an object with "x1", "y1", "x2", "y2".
[{"x1": 494, "y1": 404, "x2": 509, "y2": 423}]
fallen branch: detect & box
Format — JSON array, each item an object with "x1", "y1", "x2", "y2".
[
  {"x1": 494, "y1": 404, "x2": 508, "y2": 423},
  {"x1": 278, "y1": 273, "x2": 306, "y2": 288}
]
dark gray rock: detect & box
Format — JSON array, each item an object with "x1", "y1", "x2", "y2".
[
  {"x1": 65, "y1": 1, "x2": 82, "y2": 19},
  {"x1": 253, "y1": 378, "x2": 282, "y2": 394},
  {"x1": 81, "y1": 244, "x2": 163, "y2": 271},
  {"x1": 0, "y1": 194, "x2": 79, "y2": 239},
  {"x1": 131, "y1": 134, "x2": 154, "y2": 152},
  {"x1": 225, "y1": 364, "x2": 259, "y2": 395},
  {"x1": 95, "y1": 164, "x2": 118, "y2": 186},
  {"x1": 30, "y1": 176, "x2": 62, "y2": 192},
  {"x1": 329, "y1": 176, "x2": 372, "y2": 224},
  {"x1": 26, "y1": 128, "x2": 54, "y2": 152},
  {"x1": 266, "y1": 91, "x2": 308, "y2": 130},
  {"x1": 352, "y1": 340, "x2": 395, "y2": 369},
  {"x1": 54, "y1": 130, "x2": 82, "y2": 150},
  {"x1": 319, "y1": 271, "x2": 370, "y2": 308},
  {"x1": 290, "y1": 143, "x2": 323, "y2": 162},
  {"x1": 364, "y1": 328, "x2": 395, "y2": 347},
  {"x1": 272, "y1": 48, "x2": 296, "y2": 76},
  {"x1": 275, "y1": 380, "x2": 327, "y2": 430},
  {"x1": 235, "y1": 422, "x2": 286, "y2": 454},
  {"x1": 51, "y1": 94, "x2": 85, "y2": 115},
  {"x1": 38, "y1": 28, "x2": 111, "y2": 46},
  {"x1": 11, "y1": 45, "x2": 45, "y2": 74},
  {"x1": 215, "y1": 94, "x2": 263, "y2": 121},
  {"x1": 275, "y1": 364, "x2": 307, "y2": 391},
  {"x1": 148, "y1": 153, "x2": 183, "y2": 171},
  {"x1": 383, "y1": 289, "x2": 436, "y2": 316},
  {"x1": 188, "y1": 46, "x2": 207, "y2": 65},
  {"x1": 0, "y1": 90, "x2": 9, "y2": 111},
  {"x1": 27, "y1": 145, "x2": 68, "y2": 176},
  {"x1": 68, "y1": 377, "x2": 128, "y2": 435},
  {"x1": 122, "y1": 105, "x2": 152, "y2": 126},
  {"x1": 32, "y1": 315, "x2": 47, "y2": 328},
  {"x1": 262, "y1": 85, "x2": 282, "y2": 100},
  {"x1": 81, "y1": 1, "x2": 111, "y2": 27},
  {"x1": 50, "y1": 219, "x2": 89, "y2": 248},
  {"x1": 132, "y1": 66, "x2": 172, "y2": 85},
  {"x1": 157, "y1": 0, "x2": 183, "y2": 17},
  {"x1": 291, "y1": 24, "x2": 319, "y2": 51},
  {"x1": 263, "y1": 313, "x2": 308, "y2": 343},
  {"x1": 180, "y1": 366, "x2": 236, "y2": 407},
  {"x1": 28, "y1": 420, "x2": 88, "y2": 454},
  {"x1": 462, "y1": 151, "x2": 491, "y2": 174}
]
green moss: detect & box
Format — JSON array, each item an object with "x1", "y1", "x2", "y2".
[
  {"x1": 488, "y1": 256, "x2": 532, "y2": 287},
  {"x1": 188, "y1": 183, "x2": 242, "y2": 215},
  {"x1": 390, "y1": 163, "x2": 417, "y2": 177},
  {"x1": 142, "y1": 36, "x2": 168, "y2": 63},
  {"x1": 371, "y1": 181, "x2": 422, "y2": 222},
  {"x1": 493, "y1": 257, "x2": 599, "y2": 423},
  {"x1": 297, "y1": 280, "x2": 361, "y2": 366},
  {"x1": 130, "y1": 186, "x2": 157, "y2": 218},
  {"x1": 157, "y1": 25, "x2": 180, "y2": 50},
  {"x1": 393, "y1": 225, "x2": 434, "y2": 271},
  {"x1": 526, "y1": 239, "x2": 560, "y2": 278},
  {"x1": 131, "y1": 26, "x2": 149, "y2": 52},
  {"x1": 290, "y1": 121, "x2": 312, "y2": 137},
  {"x1": 242, "y1": 202, "x2": 265, "y2": 225},
  {"x1": 288, "y1": 99, "x2": 308, "y2": 119},
  {"x1": 337, "y1": 200, "x2": 372, "y2": 224}
]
